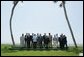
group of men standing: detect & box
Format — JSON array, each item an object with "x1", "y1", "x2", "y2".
[{"x1": 20, "y1": 33, "x2": 68, "y2": 49}]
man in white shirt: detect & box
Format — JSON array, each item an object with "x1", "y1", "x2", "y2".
[
  {"x1": 32, "y1": 34, "x2": 37, "y2": 48},
  {"x1": 20, "y1": 34, "x2": 25, "y2": 48}
]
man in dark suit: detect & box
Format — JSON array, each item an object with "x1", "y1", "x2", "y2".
[
  {"x1": 48, "y1": 33, "x2": 52, "y2": 48},
  {"x1": 43, "y1": 33, "x2": 49, "y2": 49},
  {"x1": 39, "y1": 34, "x2": 43, "y2": 48},
  {"x1": 59, "y1": 34, "x2": 64, "y2": 49},
  {"x1": 25, "y1": 33, "x2": 31, "y2": 48},
  {"x1": 63, "y1": 35, "x2": 68, "y2": 49},
  {"x1": 25, "y1": 34, "x2": 27, "y2": 48}
]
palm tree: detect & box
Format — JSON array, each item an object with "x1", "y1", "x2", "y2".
[
  {"x1": 54, "y1": 1, "x2": 78, "y2": 48},
  {"x1": 9, "y1": 1, "x2": 19, "y2": 46}
]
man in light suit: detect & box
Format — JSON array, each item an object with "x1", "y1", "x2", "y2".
[{"x1": 20, "y1": 34, "x2": 25, "y2": 48}]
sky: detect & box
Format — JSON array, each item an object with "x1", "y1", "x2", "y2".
[{"x1": 1, "y1": 1, "x2": 83, "y2": 46}]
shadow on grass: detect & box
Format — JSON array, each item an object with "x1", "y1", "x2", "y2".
[
  {"x1": 1, "y1": 46, "x2": 18, "y2": 53},
  {"x1": 66, "y1": 47, "x2": 83, "y2": 54},
  {"x1": 1, "y1": 45, "x2": 83, "y2": 55},
  {"x1": 9, "y1": 47, "x2": 61, "y2": 52}
]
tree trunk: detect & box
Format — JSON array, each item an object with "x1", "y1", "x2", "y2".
[
  {"x1": 62, "y1": 2, "x2": 78, "y2": 48},
  {"x1": 10, "y1": 1, "x2": 19, "y2": 46},
  {"x1": 10, "y1": 5, "x2": 16, "y2": 46},
  {"x1": 9, "y1": 1, "x2": 19, "y2": 46}
]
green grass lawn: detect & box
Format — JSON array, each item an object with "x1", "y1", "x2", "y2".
[{"x1": 1, "y1": 44, "x2": 83, "y2": 56}]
